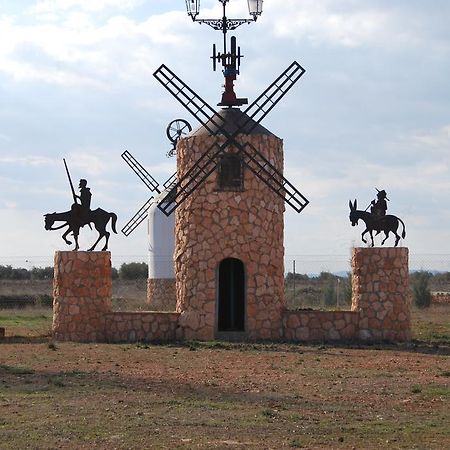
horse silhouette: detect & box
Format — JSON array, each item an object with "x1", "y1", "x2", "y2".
[
  {"x1": 349, "y1": 199, "x2": 406, "y2": 247},
  {"x1": 44, "y1": 208, "x2": 117, "y2": 251}
]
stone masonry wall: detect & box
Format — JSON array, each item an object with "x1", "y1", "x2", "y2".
[
  {"x1": 175, "y1": 134, "x2": 285, "y2": 340},
  {"x1": 104, "y1": 312, "x2": 180, "y2": 342},
  {"x1": 432, "y1": 293, "x2": 450, "y2": 305},
  {"x1": 53, "y1": 251, "x2": 112, "y2": 342},
  {"x1": 147, "y1": 278, "x2": 176, "y2": 311},
  {"x1": 352, "y1": 247, "x2": 411, "y2": 341},
  {"x1": 283, "y1": 311, "x2": 358, "y2": 341}
]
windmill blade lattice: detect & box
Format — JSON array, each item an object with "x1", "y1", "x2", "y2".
[
  {"x1": 240, "y1": 142, "x2": 309, "y2": 213},
  {"x1": 153, "y1": 62, "x2": 309, "y2": 216},
  {"x1": 121, "y1": 196, "x2": 155, "y2": 236},
  {"x1": 121, "y1": 150, "x2": 160, "y2": 193},
  {"x1": 242, "y1": 61, "x2": 306, "y2": 132},
  {"x1": 162, "y1": 172, "x2": 178, "y2": 190},
  {"x1": 154, "y1": 65, "x2": 228, "y2": 136},
  {"x1": 158, "y1": 142, "x2": 223, "y2": 216}
]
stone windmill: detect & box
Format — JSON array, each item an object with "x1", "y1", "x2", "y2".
[{"x1": 138, "y1": 0, "x2": 309, "y2": 339}]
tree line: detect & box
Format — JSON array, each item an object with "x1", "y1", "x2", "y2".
[{"x1": 0, "y1": 263, "x2": 149, "y2": 281}]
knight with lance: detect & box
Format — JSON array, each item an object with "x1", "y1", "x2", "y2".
[{"x1": 64, "y1": 159, "x2": 92, "y2": 227}]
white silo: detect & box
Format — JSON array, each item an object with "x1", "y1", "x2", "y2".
[{"x1": 147, "y1": 190, "x2": 176, "y2": 310}]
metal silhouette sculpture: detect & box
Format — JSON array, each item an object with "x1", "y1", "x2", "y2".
[
  {"x1": 44, "y1": 159, "x2": 117, "y2": 251},
  {"x1": 349, "y1": 189, "x2": 406, "y2": 247}
]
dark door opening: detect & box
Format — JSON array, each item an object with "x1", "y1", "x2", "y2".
[{"x1": 218, "y1": 258, "x2": 245, "y2": 332}]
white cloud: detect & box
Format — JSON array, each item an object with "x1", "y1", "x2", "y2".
[
  {"x1": 31, "y1": 0, "x2": 143, "y2": 16},
  {"x1": 0, "y1": 9, "x2": 192, "y2": 88},
  {"x1": 0, "y1": 155, "x2": 58, "y2": 166},
  {"x1": 262, "y1": 0, "x2": 446, "y2": 50}
]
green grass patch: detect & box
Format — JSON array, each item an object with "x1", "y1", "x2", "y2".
[
  {"x1": 0, "y1": 308, "x2": 52, "y2": 337},
  {"x1": 412, "y1": 306, "x2": 450, "y2": 344}
]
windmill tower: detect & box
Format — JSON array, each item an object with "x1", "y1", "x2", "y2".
[{"x1": 151, "y1": 1, "x2": 309, "y2": 339}]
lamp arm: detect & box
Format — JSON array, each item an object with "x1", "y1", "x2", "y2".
[{"x1": 196, "y1": 18, "x2": 253, "y2": 31}]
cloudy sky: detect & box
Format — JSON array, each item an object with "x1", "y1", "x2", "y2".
[{"x1": 0, "y1": 0, "x2": 449, "y2": 272}]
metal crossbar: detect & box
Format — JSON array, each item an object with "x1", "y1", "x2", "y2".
[
  {"x1": 121, "y1": 197, "x2": 155, "y2": 236},
  {"x1": 121, "y1": 150, "x2": 160, "y2": 193}
]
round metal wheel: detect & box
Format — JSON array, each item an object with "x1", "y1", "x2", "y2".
[{"x1": 166, "y1": 119, "x2": 192, "y2": 144}]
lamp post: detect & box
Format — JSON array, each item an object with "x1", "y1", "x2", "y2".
[
  {"x1": 184, "y1": 0, "x2": 264, "y2": 107},
  {"x1": 185, "y1": 0, "x2": 263, "y2": 59}
]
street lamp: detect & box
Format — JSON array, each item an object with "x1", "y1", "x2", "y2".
[
  {"x1": 247, "y1": 0, "x2": 263, "y2": 21},
  {"x1": 184, "y1": 0, "x2": 264, "y2": 107},
  {"x1": 185, "y1": 0, "x2": 200, "y2": 20},
  {"x1": 185, "y1": 1, "x2": 263, "y2": 33}
]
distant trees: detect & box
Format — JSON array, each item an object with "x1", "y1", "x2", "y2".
[
  {"x1": 0, "y1": 262, "x2": 148, "y2": 280},
  {"x1": 117, "y1": 262, "x2": 148, "y2": 280},
  {"x1": 0, "y1": 265, "x2": 53, "y2": 280}
]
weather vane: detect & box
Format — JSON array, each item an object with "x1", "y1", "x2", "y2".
[
  {"x1": 349, "y1": 188, "x2": 406, "y2": 247},
  {"x1": 44, "y1": 159, "x2": 117, "y2": 251},
  {"x1": 185, "y1": 0, "x2": 263, "y2": 106}
]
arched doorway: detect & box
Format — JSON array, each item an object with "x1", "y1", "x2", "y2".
[{"x1": 217, "y1": 258, "x2": 245, "y2": 332}]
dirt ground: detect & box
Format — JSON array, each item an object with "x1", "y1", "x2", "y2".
[
  {"x1": 0, "y1": 305, "x2": 449, "y2": 449},
  {"x1": 0, "y1": 339, "x2": 448, "y2": 449}
]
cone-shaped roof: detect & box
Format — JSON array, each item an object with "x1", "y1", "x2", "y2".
[{"x1": 190, "y1": 108, "x2": 276, "y2": 138}]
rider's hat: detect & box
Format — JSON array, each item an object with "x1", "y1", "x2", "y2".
[{"x1": 376, "y1": 188, "x2": 389, "y2": 200}]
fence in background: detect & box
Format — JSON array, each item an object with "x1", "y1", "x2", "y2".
[{"x1": 1, "y1": 253, "x2": 449, "y2": 311}]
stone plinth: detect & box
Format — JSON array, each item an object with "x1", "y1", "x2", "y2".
[
  {"x1": 352, "y1": 247, "x2": 411, "y2": 341},
  {"x1": 175, "y1": 133, "x2": 285, "y2": 340},
  {"x1": 147, "y1": 278, "x2": 176, "y2": 311},
  {"x1": 52, "y1": 251, "x2": 112, "y2": 342},
  {"x1": 104, "y1": 311, "x2": 180, "y2": 342}
]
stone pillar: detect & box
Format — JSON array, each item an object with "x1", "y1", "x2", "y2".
[
  {"x1": 52, "y1": 251, "x2": 112, "y2": 342},
  {"x1": 352, "y1": 247, "x2": 411, "y2": 341}
]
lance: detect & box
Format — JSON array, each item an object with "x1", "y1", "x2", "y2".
[
  {"x1": 63, "y1": 158, "x2": 92, "y2": 230},
  {"x1": 63, "y1": 158, "x2": 78, "y2": 204}
]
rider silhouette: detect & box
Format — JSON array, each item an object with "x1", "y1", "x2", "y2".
[
  {"x1": 370, "y1": 189, "x2": 388, "y2": 218},
  {"x1": 71, "y1": 179, "x2": 92, "y2": 226}
]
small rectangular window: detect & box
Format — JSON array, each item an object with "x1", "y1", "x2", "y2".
[{"x1": 217, "y1": 154, "x2": 244, "y2": 191}]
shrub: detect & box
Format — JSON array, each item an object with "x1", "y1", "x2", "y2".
[
  {"x1": 119, "y1": 262, "x2": 148, "y2": 280},
  {"x1": 342, "y1": 274, "x2": 353, "y2": 306},
  {"x1": 411, "y1": 271, "x2": 432, "y2": 309},
  {"x1": 323, "y1": 280, "x2": 336, "y2": 307},
  {"x1": 30, "y1": 266, "x2": 53, "y2": 279},
  {"x1": 0, "y1": 265, "x2": 30, "y2": 280}
]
